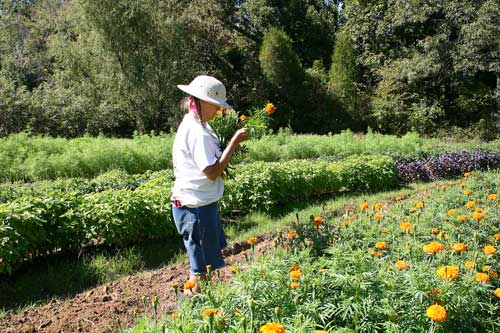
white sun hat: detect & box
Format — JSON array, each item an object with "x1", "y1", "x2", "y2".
[{"x1": 177, "y1": 75, "x2": 232, "y2": 109}]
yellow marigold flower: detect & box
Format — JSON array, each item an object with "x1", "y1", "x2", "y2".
[
  {"x1": 184, "y1": 281, "x2": 196, "y2": 290},
  {"x1": 247, "y1": 237, "x2": 258, "y2": 245},
  {"x1": 239, "y1": 114, "x2": 248, "y2": 121},
  {"x1": 447, "y1": 209, "x2": 457, "y2": 216},
  {"x1": 375, "y1": 241, "x2": 387, "y2": 250},
  {"x1": 452, "y1": 243, "x2": 468, "y2": 253},
  {"x1": 484, "y1": 245, "x2": 497, "y2": 255},
  {"x1": 400, "y1": 222, "x2": 412, "y2": 232},
  {"x1": 374, "y1": 202, "x2": 383, "y2": 210},
  {"x1": 313, "y1": 216, "x2": 324, "y2": 227},
  {"x1": 264, "y1": 103, "x2": 276, "y2": 115},
  {"x1": 466, "y1": 201, "x2": 476, "y2": 209},
  {"x1": 290, "y1": 265, "x2": 300, "y2": 272},
  {"x1": 422, "y1": 242, "x2": 445, "y2": 255},
  {"x1": 395, "y1": 195, "x2": 402, "y2": 201},
  {"x1": 290, "y1": 271, "x2": 302, "y2": 279},
  {"x1": 426, "y1": 304, "x2": 447, "y2": 322},
  {"x1": 172, "y1": 312, "x2": 180, "y2": 319},
  {"x1": 457, "y1": 214, "x2": 468, "y2": 222},
  {"x1": 260, "y1": 322, "x2": 285, "y2": 333},
  {"x1": 472, "y1": 211, "x2": 485, "y2": 221},
  {"x1": 436, "y1": 265, "x2": 459, "y2": 281},
  {"x1": 432, "y1": 227, "x2": 439, "y2": 234},
  {"x1": 369, "y1": 249, "x2": 382, "y2": 257},
  {"x1": 409, "y1": 207, "x2": 417, "y2": 213},
  {"x1": 494, "y1": 288, "x2": 500, "y2": 298},
  {"x1": 459, "y1": 182, "x2": 466, "y2": 188},
  {"x1": 287, "y1": 231, "x2": 298, "y2": 239},
  {"x1": 375, "y1": 213, "x2": 383, "y2": 220},
  {"x1": 464, "y1": 172, "x2": 471, "y2": 177},
  {"x1": 489, "y1": 194, "x2": 497, "y2": 200},
  {"x1": 483, "y1": 265, "x2": 491, "y2": 272},
  {"x1": 395, "y1": 260, "x2": 410, "y2": 270},
  {"x1": 493, "y1": 233, "x2": 500, "y2": 241},
  {"x1": 359, "y1": 202, "x2": 369, "y2": 210},
  {"x1": 202, "y1": 308, "x2": 218, "y2": 317},
  {"x1": 465, "y1": 261, "x2": 475, "y2": 269},
  {"x1": 475, "y1": 272, "x2": 490, "y2": 283},
  {"x1": 416, "y1": 201, "x2": 424, "y2": 209},
  {"x1": 290, "y1": 282, "x2": 300, "y2": 289},
  {"x1": 463, "y1": 189, "x2": 473, "y2": 195},
  {"x1": 440, "y1": 185, "x2": 447, "y2": 191},
  {"x1": 498, "y1": 204, "x2": 500, "y2": 208}
]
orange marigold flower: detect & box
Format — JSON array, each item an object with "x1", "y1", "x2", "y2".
[
  {"x1": 436, "y1": 266, "x2": 459, "y2": 281},
  {"x1": 400, "y1": 222, "x2": 412, "y2": 232},
  {"x1": 375, "y1": 213, "x2": 383, "y2": 220},
  {"x1": 374, "y1": 202, "x2": 383, "y2": 210},
  {"x1": 359, "y1": 202, "x2": 369, "y2": 210},
  {"x1": 247, "y1": 237, "x2": 258, "y2": 245},
  {"x1": 466, "y1": 201, "x2": 476, "y2": 209},
  {"x1": 452, "y1": 243, "x2": 468, "y2": 253},
  {"x1": 184, "y1": 281, "x2": 196, "y2": 290},
  {"x1": 475, "y1": 272, "x2": 490, "y2": 283},
  {"x1": 457, "y1": 214, "x2": 468, "y2": 222},
  {"x1": 313, "y1": 216, "x2": 324, "y2": 226},
  {"x1": 489, "y1": 194, "x2": 497, "y2": 200},
  {"x1": 484, "y1": 245, "x2": 497, "y2": 255},
  {"x1": 426, "y1": 304, "x2": 447, "y2": 322},
  {"x1": 493, "y1": 233, "x2": 500, "y2": 241},
  {"x1": 287, "y1": 231, "x2": 298, "y2": 239},
  {"x1": 369, "y1": 249, "x2": 382, "y2": 257},
  {"x1": 422, "y1": 242, "x2": 445, "y2": 255},
  {"x1": 290, "y1": 265, "x2": 300, "y2": 272},
  {"x1": 395, "y1": 260, "x2": 410, "y2": 270},
  {"x1": 264, "y1": 103, "x2": 276, "y2": 115},
  {"x1": 472, "y1": 211, "x2": 485, "y2": 221},
  {"x1": 494, "y1": 288, "x2": 500, "y2": 298},
  {"x1": 464, "y1": 172, "x2": 471, "y2": 177},
  {"x1": 465, "y1": 261, "x2": 475, "y2": 269},
  {"x1": 427, "y1": 288, "x2": 443, "y2": 298},
  {"x1": 432, "y1": 227, "x2": 439, "y2": 234},
  {"x1": 463, "y1": 189, "x2": 473, "y2": 195},
  {"x1": 490, "y1": 271, "x2": 498, "y2": 279},
  {"x1": 416, "y1": 201, "x2": 424, "y2": 209},
  {"x1": 290, "y1": 282, "x2": 300, "y2": 289},
  {"x1": 498, "y1": 204, "x2": 500, "y2": 208},
  {"x1": 375, "y1": 241, "x2": 387, "y2": 250},
  {"x1": 239, "y1": 114, "x2": 248, "y2": 121},
  {"x1": 447, "y1": 209, "x2": 457, "y2": 215},
  {"x1": 260, "y1": 322, "x2": 285, "y2": 333},
  {"x1": 290, "y1": 271, "x2": 302, "y2": 279},
  {"x1": 202, "y1": 308, "x2": 218, "y2": 317}
]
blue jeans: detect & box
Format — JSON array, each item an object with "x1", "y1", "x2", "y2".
[{"x1": 172, "y1": 202, "x2": 227, "y2": 275}]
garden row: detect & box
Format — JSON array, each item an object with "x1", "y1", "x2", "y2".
[
  {"x1": 2, "y1": 131, "x2": 500, "y2": 181},
  {"x1": 131, "y1": 172, "x2": 500, "y2": 332},
  {"x1": 2, "y1": 151, "x2": 500, "y2": 275},
  {"x1": 0, "y1": 155, "x2": 394, "y2": 274}
]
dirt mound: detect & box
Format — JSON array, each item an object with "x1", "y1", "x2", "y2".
[{"x1": 1, "y1": 236, "x2": 274, "y2": 333}]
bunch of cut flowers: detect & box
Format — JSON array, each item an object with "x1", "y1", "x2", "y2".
[{"x1": 209, "y1": 102, "x2": 276, "y2": 176}]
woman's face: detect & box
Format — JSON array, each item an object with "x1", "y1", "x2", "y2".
[{"x1": 200, "y1": 100, "x2": 223, "y2": 122}]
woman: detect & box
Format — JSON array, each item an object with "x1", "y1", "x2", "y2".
[{"x1": 171, "y1": 75, "x2": 249, "y2": 294}]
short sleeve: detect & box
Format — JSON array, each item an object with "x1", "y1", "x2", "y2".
[{"x1": 190, "y1": 132, "x2": 220, "y2": 172}]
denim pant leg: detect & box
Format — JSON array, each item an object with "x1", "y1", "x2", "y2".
[{"x1": 172, "y1": 202, "x2": 226, "y2": 275}]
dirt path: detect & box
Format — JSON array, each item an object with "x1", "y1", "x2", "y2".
[{"x1": 1, "y1": 236, "x2": 275, "y2": 333}]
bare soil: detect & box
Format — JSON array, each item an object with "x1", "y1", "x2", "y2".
[{"x1": 1, "y1": 236, "x2": 275, "y2": 333}]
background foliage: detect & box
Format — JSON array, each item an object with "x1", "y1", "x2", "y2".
[{"x1": 1, "y1": 0, "x2": 498, "y2": 137}]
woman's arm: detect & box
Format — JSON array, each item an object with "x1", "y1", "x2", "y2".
[{"x1": 203, "y1": 128, "x2": 249, "y2": 181}]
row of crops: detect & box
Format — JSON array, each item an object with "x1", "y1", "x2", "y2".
[
  {"x1": 130, "y1": 171, "x2": 500, "y2": 332},
  {"x1": 2, "y1": 131, "x2": 500, "y2": 181},
  {"x1": 2, "y1": 150, "x2": 500, "y2": 275}
]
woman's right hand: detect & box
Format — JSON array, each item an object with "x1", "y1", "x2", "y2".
[{"x1": 231, "y1": 127, "x2": 250, "y2": 145}]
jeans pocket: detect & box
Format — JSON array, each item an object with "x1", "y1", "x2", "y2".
[{"x1": 173, "y1": 207, "x2": 195, "y2": 239}]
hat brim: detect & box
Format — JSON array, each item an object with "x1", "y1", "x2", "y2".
[{"x1": 177, "y1": 84, "x2": 232, "y2": 109}]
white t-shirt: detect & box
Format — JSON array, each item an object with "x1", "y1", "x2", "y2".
[{"x1": 171, "y1": 112, "x2": 224, "y2": 207}]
